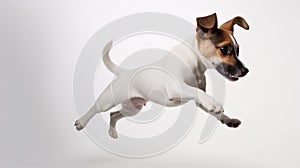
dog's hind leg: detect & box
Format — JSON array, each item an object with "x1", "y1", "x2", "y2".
[
  {"x1": 74, "y1": 85, "x2": 120, "y2": 131},
  {"x1": 108, "y1": 111, "x2": 124, "y2": 139},
  {"x1": 108, "y1": 97, "x2": 147, "y2": 139},
  {"x1": 74, "y1": 105, "x2": 98, "y2": 131}
]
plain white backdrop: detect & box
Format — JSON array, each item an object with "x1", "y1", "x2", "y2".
[{"x1": 0, "y1": 0, "x2": 300, "y2": 167}]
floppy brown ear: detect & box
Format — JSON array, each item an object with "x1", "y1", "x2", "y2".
[
  {"x1": 196, "y1": 13, "x2": 218, "y2": 37},
  {"x1": 220, "y1": 16, "x2": 249, "y2": 33}
]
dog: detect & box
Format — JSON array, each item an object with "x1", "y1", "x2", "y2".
[{"x1": 74, "y1": 13, "x2": 249, "y2": 139}]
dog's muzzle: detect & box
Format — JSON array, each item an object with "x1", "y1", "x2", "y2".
[{"x1": 216, "y1": 61, "x2": 249, "y2": 81}]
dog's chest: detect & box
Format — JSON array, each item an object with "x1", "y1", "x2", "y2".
[
  {"x1": 167, "y1": 41, "x2": 206, "y2": 87},
  {"x1": 178, "y1": 53, "x2": 203, "y2": 87},
  {"x1": 183, "y1": 65, "x2": 204, "y2": 87}
]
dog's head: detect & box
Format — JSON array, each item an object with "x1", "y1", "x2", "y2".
[{"x1": 196, "y1": 13, "x2": 249, "y2": 81}]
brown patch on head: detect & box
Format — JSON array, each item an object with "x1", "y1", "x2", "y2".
[
  {"x1": 210, "y1": 29, "x2": 232, "y2": 45},
  {"x1": 196, "y1": 28, "x2": 238, "y2": 66},
  {"x1": 213, "y1": 30, "x2": 238, "y2": 66},
  {"x1": 217, "y1": 54, "x2": 236, "y2": 65}
]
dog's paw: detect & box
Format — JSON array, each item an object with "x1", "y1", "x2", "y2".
[
  {"x1": 222, "y1": 118, "x2": 241, "y2": 128},
  {"x1": 109, "y1": 126, "x2": 118, "y2": 139},
  {"x1": 74, "y1": 120, "x2": 85, "y2": 131}
]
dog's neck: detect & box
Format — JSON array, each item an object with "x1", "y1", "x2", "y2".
[{"x1": 169, "y1": 34, "x2": 215, "y2": 74}]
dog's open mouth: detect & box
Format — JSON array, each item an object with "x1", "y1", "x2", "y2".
[{"x1": 225, "y1": 73, "x2": 240, "y2": 81}]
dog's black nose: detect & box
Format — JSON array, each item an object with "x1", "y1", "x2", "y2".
[{"x1": 241, "y1": 67, "x2": 249, "y2": 76}]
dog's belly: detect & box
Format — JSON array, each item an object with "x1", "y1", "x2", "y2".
[{"x1": 160, "y1": 99, "x2": 189, "y2": 107}]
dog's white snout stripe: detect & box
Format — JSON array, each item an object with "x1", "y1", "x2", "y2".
[{"x1": 228, "y1": 34, "x2": 238, "y2": 56}]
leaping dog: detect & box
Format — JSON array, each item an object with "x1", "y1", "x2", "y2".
[{"x1": 75, "y1": 13, "x2": 250, "y2": 139}]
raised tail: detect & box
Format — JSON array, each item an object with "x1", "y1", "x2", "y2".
[{"x1": 102, "y1": 41, "x2": 125, "y2": 76}]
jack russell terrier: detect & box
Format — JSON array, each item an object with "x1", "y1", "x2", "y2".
[{"x1": 75, "y1": 13, "x2": 250, "y2": 139}]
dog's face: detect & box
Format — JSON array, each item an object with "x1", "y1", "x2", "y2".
[{"x1": 196, "y1": 13, "x2": 249, "y2": 81}]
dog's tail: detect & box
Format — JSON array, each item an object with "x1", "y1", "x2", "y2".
[{"x1": 102, "y1": 40, "x2": 125, "y2": 76}]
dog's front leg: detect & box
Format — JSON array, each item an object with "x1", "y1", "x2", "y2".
[
  {"x1": 197, "y1": 103, "x2": 241, "y2": 128},
  {"x1": 174, "y1": 83, "x2": 223, "y2": 113},
  {"x1": 196, "y1": 78, "x2": 241, "y2": 127},
  {"x1": 173, "y1": 83, "x2": 241, "y2": 128}
]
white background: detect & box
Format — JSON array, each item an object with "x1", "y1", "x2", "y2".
[{"x1": 1, "y1": 0, "x2": 300, "y2": 167}]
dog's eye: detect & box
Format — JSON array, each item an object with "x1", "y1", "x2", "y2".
[{"x1": 220, "y1": 46, "x2": 229, "y2": 55}]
